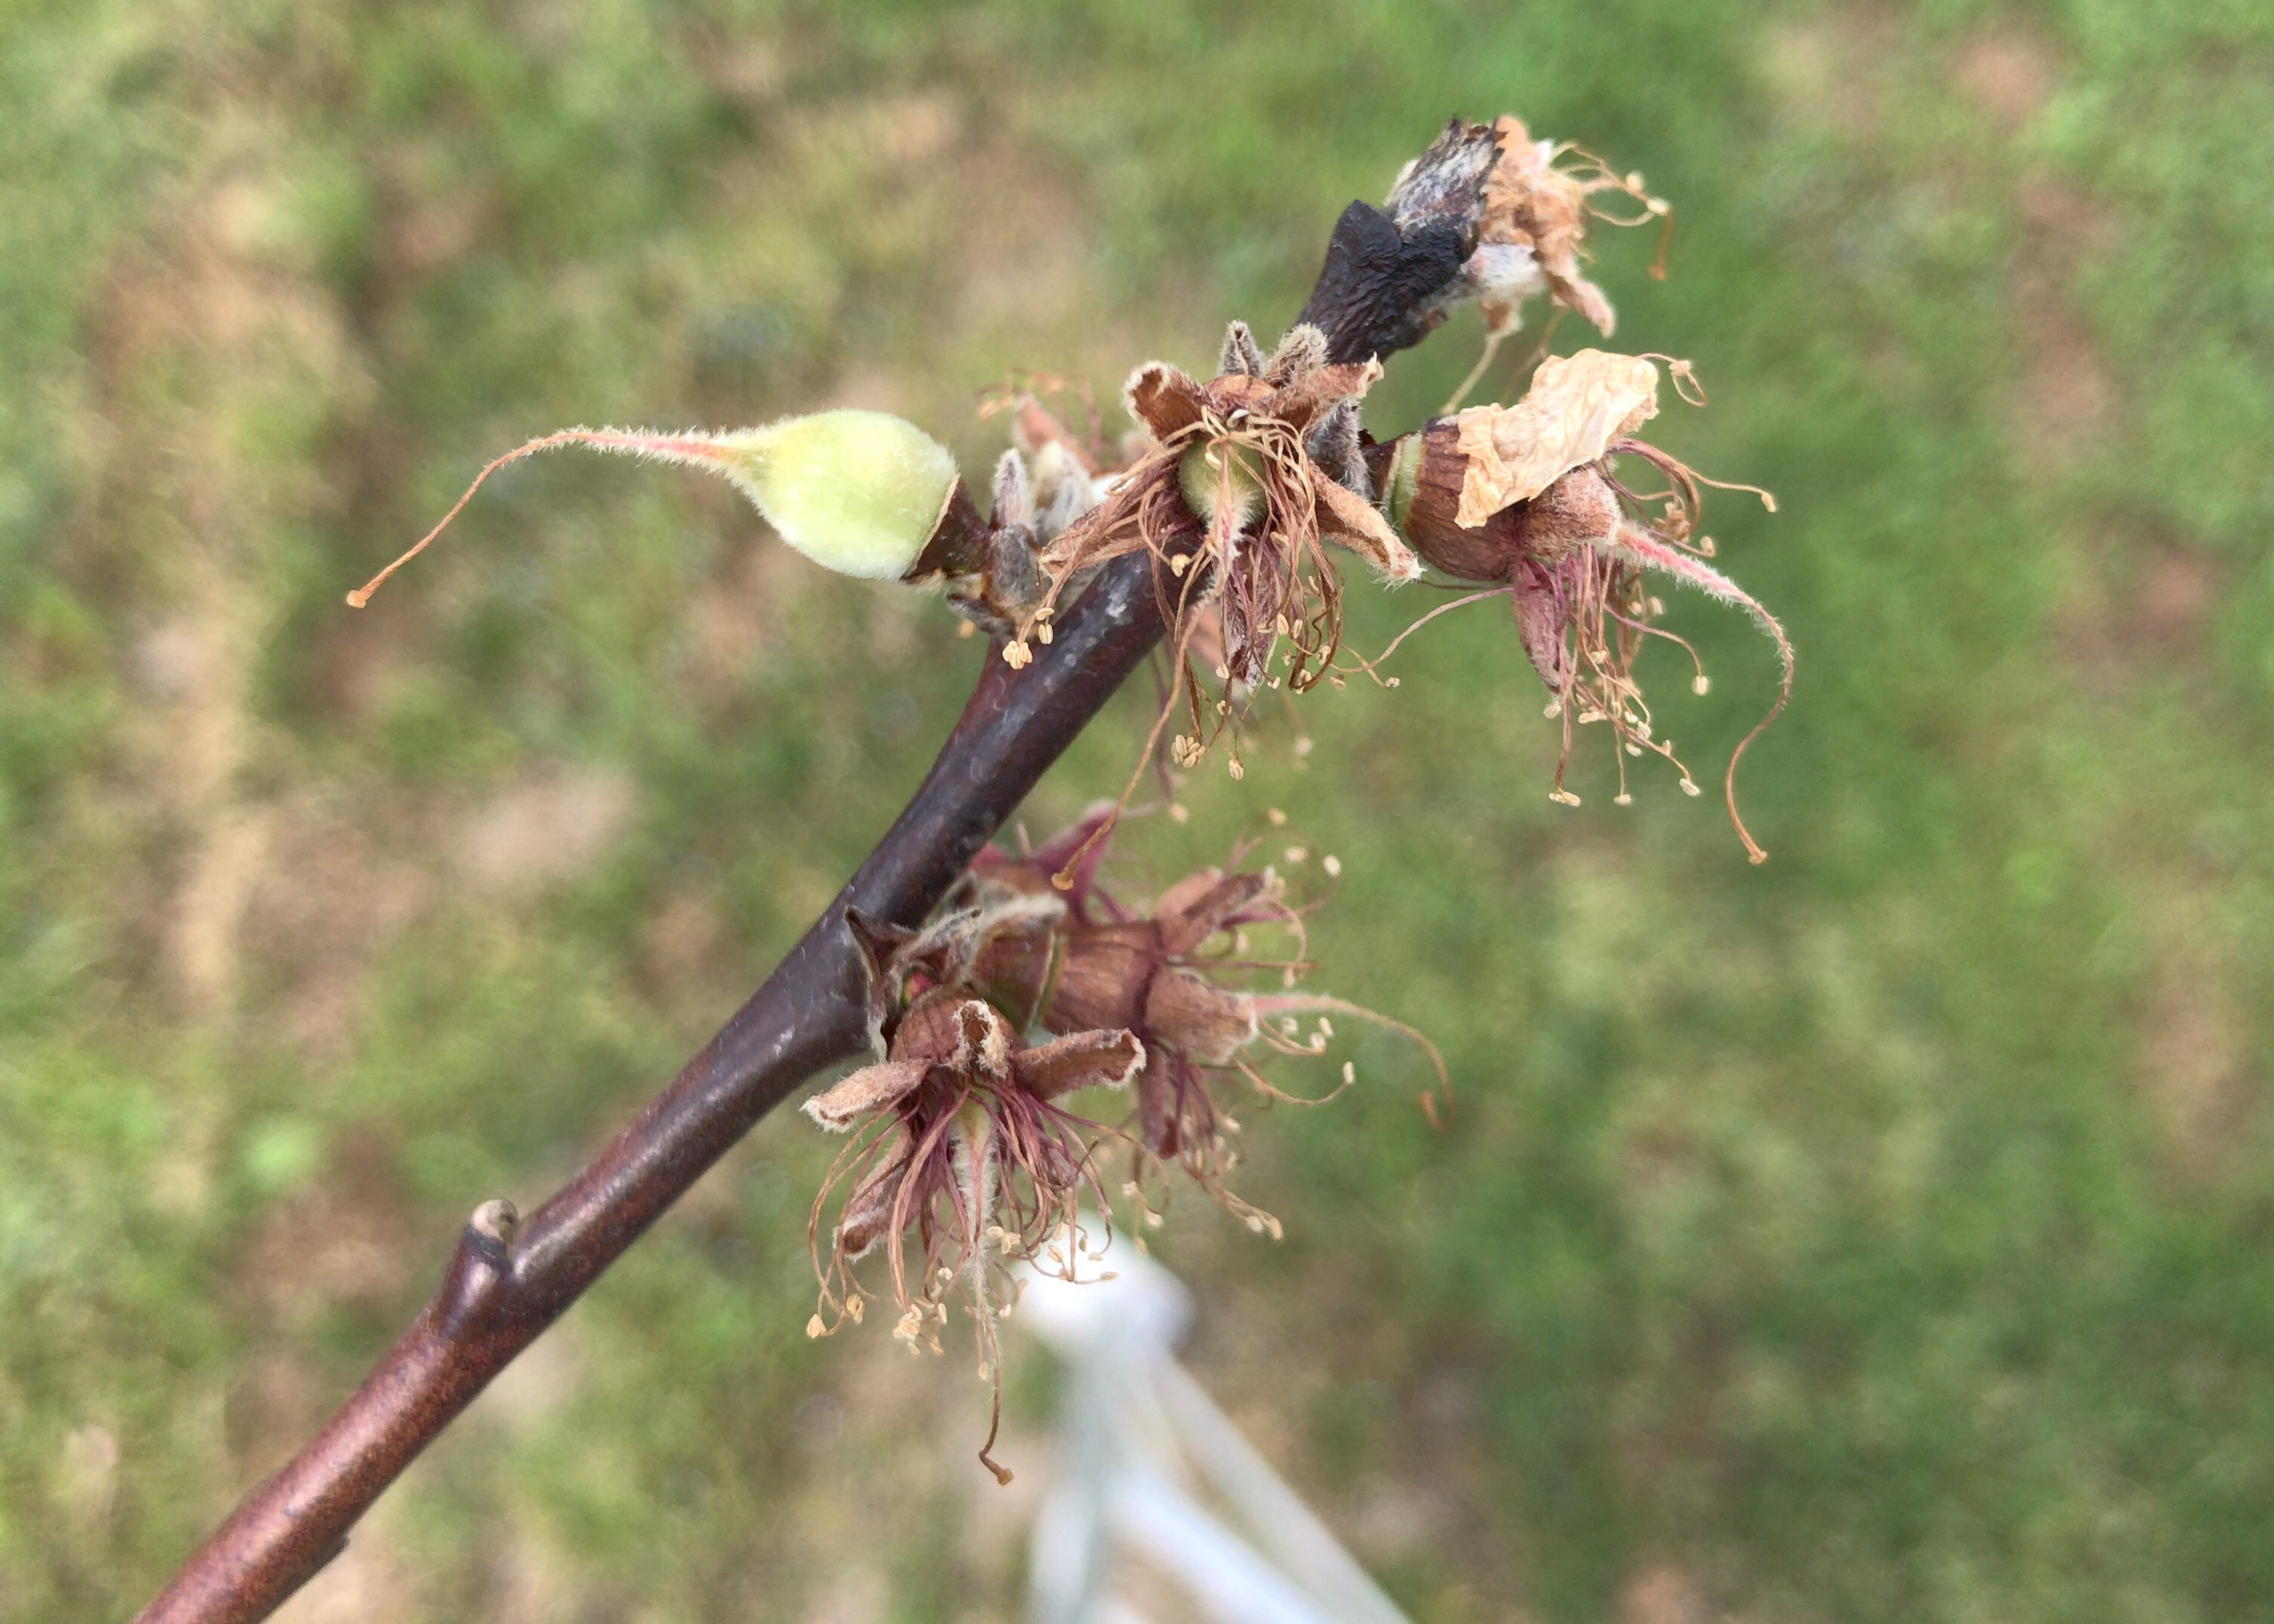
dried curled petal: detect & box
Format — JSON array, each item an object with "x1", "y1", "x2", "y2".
[
  {"x1": 1315, "y1": 474, "x2": 1422, "y2": 582},
  {"x1": 803, "y1": 1059, "x2": 928, "y2": 1132},
  {"x1": 1453, "y1": 350, "x2": 1659, "y2": 526},
  {"x1": 1014, "y1": 1028, "x2": 1146, "y2": 1101}
]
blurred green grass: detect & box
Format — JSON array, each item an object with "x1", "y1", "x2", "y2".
[{"x1": 5, "y1": 2, "x2": 2273, "y2": 1619}]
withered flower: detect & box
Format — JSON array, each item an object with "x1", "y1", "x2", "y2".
[
  {"x1": 1373, "y1": 349, "x2": 1792, "y2": 861},
  {"x1": 803, "y1": 966, "x2": 1143, "y2": 1482},
  {"x1": 1008, "y1": 322, "x2": 1422, "y2": 783},
  {"x1": 1381, "y1": 115, "x2": 1674, "y2": 413},
  {"x1": 1456, "y1": 114, "x2": 1671, "y2": 339}
]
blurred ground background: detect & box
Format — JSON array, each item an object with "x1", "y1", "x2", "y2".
[{"x1": 5, "y1": 2, "x2": 2273, "y2": 1619}]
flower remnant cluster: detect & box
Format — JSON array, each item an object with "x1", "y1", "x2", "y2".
[
  {"x1": 327, "y1": 106, "x2": 1797, "y2": 1501},
  {"x1": 802, "y1": 965, "x2": 1142, "y2": 1483},
  {"x1": 803, "y1": 807, "x2": 1442, "y2": 1478},
  {"x1": 1374, "y1": 114, "x2": 1674, "y2": 413},
  {"x1": 344, "y1": 112, "x2": 1782, "y2": 860}
]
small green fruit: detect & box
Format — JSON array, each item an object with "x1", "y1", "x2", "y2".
[
  {"x1": 720, "y1": 410, "x2": 960, "y2": 581},
  {"x1": 1176, "y1": 441, "x2": 1265, "y2": 533},
  {"x1": 347, "y1": 411, "x2": 964, "y2": 607}
]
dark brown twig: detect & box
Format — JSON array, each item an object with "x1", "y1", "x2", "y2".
[{"x1": 133, "y1": 126, "x2": 1490, "y2": 1624}]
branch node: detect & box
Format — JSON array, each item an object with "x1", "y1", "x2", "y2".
[{"x1": 434, "y1": 1199, "x2": 520, "y2": 1337}]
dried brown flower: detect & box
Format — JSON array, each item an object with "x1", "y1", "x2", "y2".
[
  {"x1": 1373, "y1": 352, "x2": 1791, "y2": 861},
  {"x1": 803, "y1": 965, "x2": 1143, "y2": 1481},
  {"x1": 1006, "y1": 323, "x2": 1420, "y2": 797},
  {"x1": 955, "y1": 807, "x2": 1448, "y2": 1220},
  {"x1": 1465, "y1": 115, "x2": 1670, "y2": 339},
  {"x1": 1391, "y1": 115, "x2": 1674, "y2": 416}
]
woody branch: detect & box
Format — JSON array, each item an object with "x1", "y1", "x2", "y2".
[{"x1": 133, "y1": 134, "x2": 1488, "y2": 1624}]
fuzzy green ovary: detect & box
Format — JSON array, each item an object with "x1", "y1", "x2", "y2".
[
  {"x1": 1382, "y1": 434, "x2": 1422, "y2": 534},
  {"x1": 1177, "y1": 441, "x2": 1266, "y2": 533},
  {"x1": 720, "y1": 409, "x2": 959, "y2": 580}
]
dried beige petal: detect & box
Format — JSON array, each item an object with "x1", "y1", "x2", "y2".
[
  {"x1": 1481, "y1": 116, "x2": 1619, "y2": 336},
  {"x1": 804, "y1": 1059, "x2": 928, "y2": 1131},
  {"x1": 1453, "y1": 350, "x2": 1660, "y2": 527},
  {"x1": 1014, "y1": 1028, "x2": 1146, "y2": 1101},
  {"x1": 1123, "y1": 361, "x2": 1206, "y2": 441},
  {"x1": 1314, "y1": 474, "x2": 1422, "y2": 582}
]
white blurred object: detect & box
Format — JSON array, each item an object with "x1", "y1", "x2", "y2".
[{"x1": 1018, "y1": 1235, "x2": 1410, "y2": 1624}]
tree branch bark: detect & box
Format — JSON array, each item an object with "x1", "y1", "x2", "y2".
[{"x1": 135, "y1": 125, "x2": 1490, "y2": 1624}]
